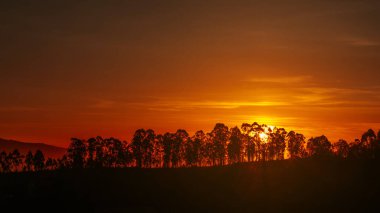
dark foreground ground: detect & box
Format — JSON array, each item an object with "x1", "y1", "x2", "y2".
[{"x1": 1, "y1": 159, "x2": 380, "y2": 212}]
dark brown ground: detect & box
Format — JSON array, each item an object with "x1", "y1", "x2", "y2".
[{"x1": 1, "y1": 159, "x2": 380, "y2": 212}]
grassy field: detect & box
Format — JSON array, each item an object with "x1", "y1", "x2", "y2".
[{"x1": 1, "y1": 159, "x2": 380, "y2": 212}]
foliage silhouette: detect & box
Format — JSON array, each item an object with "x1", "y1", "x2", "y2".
[
  {"x1": 306, "y1": 135, "x2": 332, "y2": 158},
  {"x1": 1, "y1": 123, "x2": 380, "y2": 172},
  {"x1": 33, "y1": 150, "x2": 45, "y2": 171}
]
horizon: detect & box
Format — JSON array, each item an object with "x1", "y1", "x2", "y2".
[
  {"x1": 2, "y1": 122, "x2": 378, "y2": 149},
  {"x1": 1, "y1": 0, "x2": 380, "y2": 147}
]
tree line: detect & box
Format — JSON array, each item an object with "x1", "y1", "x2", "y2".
[{"x1": 1, "y1": 122, "x2": 380, "y2": 172}]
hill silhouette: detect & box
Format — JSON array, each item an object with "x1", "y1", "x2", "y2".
[{"x1": 0, "y1": 138, "x2": 65, "y2": 159}]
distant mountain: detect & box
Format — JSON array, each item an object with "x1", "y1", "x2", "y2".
[{"x1": 0, "y1": 138, "x2": 66, "y2": 159}]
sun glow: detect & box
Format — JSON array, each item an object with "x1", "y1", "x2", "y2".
[{"x1": 259, "y1": 132, "x2": 268, "y2": 143}]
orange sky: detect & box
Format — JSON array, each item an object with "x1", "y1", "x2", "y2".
[{"x1": 1, "y1": 0, "x2": 380, "y2": 147}]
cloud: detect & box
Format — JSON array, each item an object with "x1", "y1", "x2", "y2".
[
  {"x1": 246, "y1": 76, "x2": 312, "y2": 84},
  {"x1": 0, "y1": 106, "x2": 41, "y2": 112},
  {"x1": 145, "y1": 100, "x2": 291, "y2": 111},
  {"x1": 294, "y1": 87, "x2": 380, "y2": 107},
  {"x1": 343, "y1": 38, "x2": 379, "y2": 47},
  {"x1": 84, "y1": 85, "x2": 380, "y2": 113},
  {"x1": 91, "y1": 99, "x2": 117, "y2": 109}
]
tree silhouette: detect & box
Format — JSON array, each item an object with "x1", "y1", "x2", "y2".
[
  {"x1": 142, "y1": 129, "x2": 155, "y2": 168},
  {"x1": 228, "y1": 126, "x2": 243, "y2": 164},
  {"x1": 24, "y1": 151, "x2": 34, "y2": 171},
  {"x1": 189, "y1": 130, "x2": 205, "y2": 167},
  {"x1": 113, "y1": 138, "x2": 128, "y2": 167},
  {"x1": 172, "y1": 129, "x2": 188, "y2": 168},
  {"x1": 241, "y1": 123, "x2": 255, "y2": 162},
  {"x1": 9, "y1": 149, "x2": 22, "y2": 172},
  {"x1": 0, "y1": 151, "x2": 10, "y2": 173},
  {"x1": 287, "y1": 131, "x2": 306, "y2": 159},
  {"x1": 361, "y1": 129, "x2": 376, "y2": 145},
  {"x1": 1, "y1": 122, "x2": 379, "y2": 174},
  {"x1": 307, "y1": 135, "x2": 332, "y2": 157},
  {"x1": 201, "y1": 133, "x2": 214, "y2": 166},
  {"x1": 33, "y1": 150, "x2": 45, "y2": 171},
  {"x1": 131, "y1": 129, "x2": 145, "y2": 168},
  {"x1": 210, "y1": 123, "x2": 229, "y2": 166},
  {"x1": 67, "y1": 138, "x2": 87, "y2": 169},
  {"x1": 333, "y1": 139, "x2": 349, "y2": 158},
  {"x1": 377, "y1": 130, "x2": 380, "y2": 158},
  {"x1": 361, "y1": 129, "x2": 379, "y2": 159},
  {"x1": 273, "y1": 128, "x2": 287, "y2": 160},
  {"x1": 252, "y1": 123, "x2": 265, "y2": 161},
  {"x1": 103, "y1": 138, "x2": 127, "y2": 168},
  {"x1": 86, "y1": 137, "x2": 97, "y2": 168},
  {"x1": 268, "y1": 129, "x2": 276, "y2": 160},
  {"x1": 125, "y1": 142, "x2": 134, "y2": 167},
  {"x1": 94, "y1": 136, "x2": 105, "y2": 168},
  {"x1": 46, "y1": 158, "x2": 58, "y2": 170},
  {"x1": 58, "y1": 155, "x2": 70, "y2": 169},
  {"x1": 151, "y1": 134, "x2": 162, "y2": 168},
  {"x1": 347, "y1": 139, "x2": 366, "y2": 159},
  {"x1": 162, "y1": 132, "x2": 174, "y2": 168},
  {"x1": 184, "y1": 137, "x2": 195, "y2": 167}
]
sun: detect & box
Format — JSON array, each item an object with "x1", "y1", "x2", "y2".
[{"x1": 259, "y1": 132, "x2": 268, "y2": 143}]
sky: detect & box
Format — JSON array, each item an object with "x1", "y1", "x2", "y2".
[{"x1": 1, "y1": 0, "x2": 380, "y2": 147}]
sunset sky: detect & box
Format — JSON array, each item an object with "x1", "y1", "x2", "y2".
[{"x1": 1, "y1": 0, "x2": 380, "y2": 147}]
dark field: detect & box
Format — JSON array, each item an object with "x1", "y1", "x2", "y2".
[{"x1": 1, "y1": 159, "x2": 380, "y2": 213}]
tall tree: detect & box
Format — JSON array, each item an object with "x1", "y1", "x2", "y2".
[
  {"x1": 192, "y1": 130, "x2": 206, "y2": 166},
  {"x1": 103, "y1": 138, "x2": 127, "y2": 168},
  {"x1": 162, "y1": 133, "x2": 174, "y2": 168},
  {"x1": 152, "y1": 134, "x2": 163, "y2": 168},
  {"x1": 86, "y1": 137, "x2": 97, "y2": 168},
  {"x1": 67, "y1": 138, "x2": 87, "y2": 168},
  {"x1": 287, "y1": 131, "x2": 306, "y2": 159},
  {"x1": 113, "y1": 139, "x2": 128, "y2": 168},
  {"x1": 45, "y1": 158, "x2": 58, "y2": 170},
  {"x1": 9, "y1": 149, "x2": 23, "y2": 172},
  {"x1": 241, "y1": 123, "x2": 255, "y2": 162},
  {"x1": 210, "y1": 123, "x2": 230, "y2": 166},
  {"x1": 142, "y1": 129, "x2": 155, "y2": 168},
  {"x1": 184, "y1": 137, "x2": 196, "y2": 167},
  {"x1": 172, "y1": 129, "x2": 188, "y2": 167},
  {"x1": 306, "y1": 135, "x2": 332, "y2": 157},
  {"x1": 124, "y1": 142, "x2": 134, "y2": 167},
  {"x1": 24, "y1": 151, "x2": 34, "y2": 171},
  {"x1": 228, "y1": 127, "x2": 243, "y2": 164},
  {"x1": 252, "y1": 123, "x2": 265, "y2": 161},
  {"x1": 0, "y1": 151, "x2": 10, "y2": 173},
  {"x1": 58, "y1": 155, "x2": 70, "y2": 169},
  {"x1": 33, "y1": 150, "x2": 45, "y2": 171},
  {"x1": 131, "y1": 129, "x2": 145, "y2": 168},
  {"x1": 201, "y1": 133, "x2": 214, "y2": 166},
  {"x1": 94, "y1": 136, "x2": 105, "y2": 168},
  {"x1": 273, "y1": 128, "x2": 287, "y2": 160},
  {"x1": 361, "y1": 129, "x2": 376, "y2": 145},
  {"x1": 361, "y1": 129, "x2": 379, "y2": 158},
  {"x1": 333, "y1": 139, "x2": 349, "y2": 159}
]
